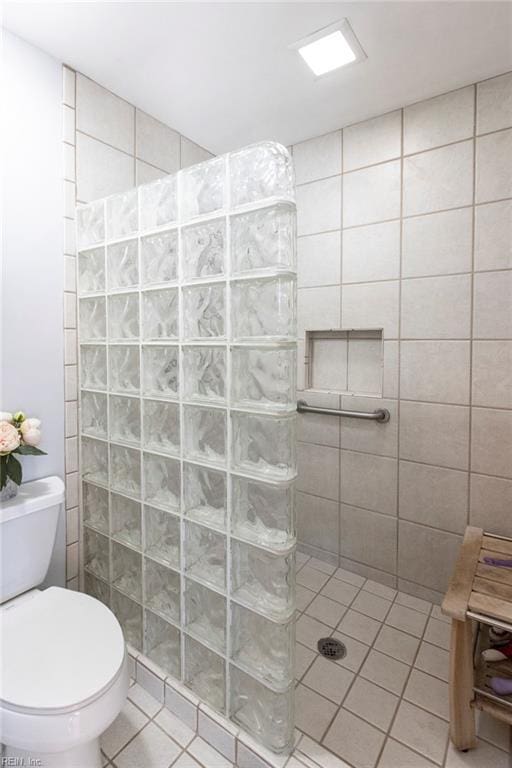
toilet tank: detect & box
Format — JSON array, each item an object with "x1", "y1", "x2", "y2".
[{"x1": 0, "y1": 476, "x2": 65, "y2": 603}]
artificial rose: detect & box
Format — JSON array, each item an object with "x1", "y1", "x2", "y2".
[
  {"x1": 0, "y1": 412, "x2": 13, "y2": 423},
  {"x1": 20, "y1": 418, "x2": 41, "y2": 434},
  {"x1": 0, "y1": 421, "x2": 21, "y2": 454},
  {"x1": 22, "y1": 428, "x2": 41, "y2": 447}
]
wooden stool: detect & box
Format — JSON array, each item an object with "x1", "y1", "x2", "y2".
[{"x1": 442, "y1": 526, "x2": 512, "y2": 751}]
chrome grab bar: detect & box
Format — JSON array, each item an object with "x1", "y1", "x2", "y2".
[{"x1": 297, "y1": 399, "x2": 390, "y2": 423}]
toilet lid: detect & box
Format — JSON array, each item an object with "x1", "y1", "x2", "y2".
[{"x1": 0, "y1": 586, "x2": 125, "y2": 711}]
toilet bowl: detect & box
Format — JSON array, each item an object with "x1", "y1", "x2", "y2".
[{"x1": 0, "y1": 586, "x2": 129, "y2": 767}]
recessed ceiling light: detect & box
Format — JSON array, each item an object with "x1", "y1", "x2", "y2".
[{"x1": 291, "y1": 19, "x2": 366, "y2": 77}]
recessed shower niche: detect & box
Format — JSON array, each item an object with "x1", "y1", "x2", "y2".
[
  {"x1": 305, "y1": 329, "x2": 384, "y2": 396},
  {"x1": 77, "y1": 141, "x2": 297, "y2": 753}
]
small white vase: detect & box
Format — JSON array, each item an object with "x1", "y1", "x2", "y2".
[{"x1": 0, "y1": 477, "x2": 19, "y2": 502}]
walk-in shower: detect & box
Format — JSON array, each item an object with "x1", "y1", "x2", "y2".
[{"x1": 76, "y1": 142, "x2": 297, "y2": 752}]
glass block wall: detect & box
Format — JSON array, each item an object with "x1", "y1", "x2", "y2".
[{"x1": 76, "y1": 142, "x2": 297, "y2": 752}]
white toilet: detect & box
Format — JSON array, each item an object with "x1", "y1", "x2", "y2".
[{"x1": 0, "y1": 476, "x2": 129, "y2": 767}]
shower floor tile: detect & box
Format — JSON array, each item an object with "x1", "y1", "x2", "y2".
[{"x1": 102, "y1": 552, "x2": 510, "y2": 768}]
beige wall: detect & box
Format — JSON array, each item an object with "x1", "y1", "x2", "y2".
[
  {"x1": 292, "y1": 71, "x2": 512, "y2": 603},
  {"x1": 61, "y1": 67, "x2": 213, "y2": 586}
]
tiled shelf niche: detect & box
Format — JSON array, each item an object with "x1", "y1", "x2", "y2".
[
  {"x1": 77, "y1": 142, "x2": 297, "y2": 754},
  {"x1": 305, "y1": 328, "x2": 384, "y2": 396}
]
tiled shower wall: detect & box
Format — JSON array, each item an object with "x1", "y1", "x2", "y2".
[
  {"x1": 62, "y1": 66, "x2": 213, "y2": 586},
  {"x1": 293, "y1": 71, "x2": 512, "y2": 603}
]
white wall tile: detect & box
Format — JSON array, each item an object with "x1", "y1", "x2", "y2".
[
  {"x1": 297, "y1": 391, "x2": 340, "y2": 447},
  {"x1": 383, "y1": 341, "x2": 399, "y2": 399},
  {"x1": 76, "y1": 132, "x2": 134, "y2": 201},
  {"x1": 64, "y1": 291, "x2": 77, "y2": 329},
  {"x1": 473, "y1": 270, "x2": 512, "y2": 339},
  {"x1": 343, "y1": 111, "x2": 401, "y2": 171},
  {"x1": 297, "y1": 286, "x2": 340, "y2": 338},
  {"x1": 65, "y1": 400, "x2": 78, "y2": 438},
  {"x1": 136, "y1": 110, "x2": 180, "y2": 174},
  {"x1": 399, "y1": 461, "x2": 468, "y2": 534},
  {"x1": 475, "y1": 200, "x2": 512, "y2": 271},
  {"x1": 64, "y1": 180, "x2": 76, "y2": 219},
  {"x1": 342, "y1": 281, "x2": 399, "y2": 339},
  {"x1": 340, "y1": 504, "x2": 397, "y2": 573},
  {"x1": 340, "y1": 397, "x2": 398, "y2": 458},
  {"x1": 64, "y1": 218, "x2": 76, "y2": 256},
  {"x1": 476, "y1": 129, "x2": 512, "y2": 203},
  {"x1": 293, "y1": 131, "x2": 342, "y2": 184},
  {"x1": 471, "y1": 407, "x2": 512, "y2": 478},
  {"x1": 63, "y1": 66, "x2": 76, "y2": 108},
  {"x1": 347, "y1": 335, "x2": 382, "y2": 395},
  {"x1": 309, "y1": 336, "x2": 347, "y2": 392},
  {"x1": 64, "y1": 328, "x2": 77, "y2": 364},
  {"x1": 66, "y1": 505, "x2": 79, "y2": 544},
  {"x1": 472, "y1": 341, "x2": 512, "y2": 408},
  {"x1": 136, "y1": 160, "x2": 165, "y2": 186},
  {"x1": 66, "y1": 541, "x2": 79, "y2": 580},
  {"x1": 64, "y1": 256, "x2": 76, "y2": 293},
  {"x1": 65, "y1": 436, "x2": 78, "y2": 473},
  {"x1": 297, "y1": 492, "x2": 340, "y2": 555},
  {"x1": 399, "y1": 401, "x2": 470, "y2": 470},
  {"x1": 76, "y1": 74, "x2": 134, "y2": 153},
  {"x1": 398, "y1": 521, "x2": 461, "y2": 592},
  {"x1": 401, "y1": 274, "x2": 471, "y2": 339},
  {"x1": 64, "y1": 365, "x2": 77, "y2": 401},
  {"x1": 180, "y1": 137, "x2": 213, "y2": 168},
  {"x1": 66, "y1": 471, "x2": 79, "y2": 509},
  {"x1": 296, "y1": 176, "x2": 341, "y2": 236},
  {"x1": 403, "y1": 140, "x2": 473, "y2": 216},
  {"x1": 470, "y1": 474, "x2": 512, "y2": 536},
  {"x1": 400, "y1": 341, "x2": 470, "y2": 404},
  {"x1": 404, "y1": 86, "x2": 474, "y2": 154},
  {"x1": 63, "y1": 105, "x2": 75, "y2": 145},
  {"x1": 63, "y1": 142, "x2": 75, "y2": 182},
  {"x1": 297, "y1": 442, "x2": 340, "y2": 500},
  {"x1": 298, "y1": 231, "x2": 341, "y2": 287},
  {"x1": 340, "y1": 450, "x2": 397, "y2": 516},
  {"x1": 342, "y1": 220, "x2": 400, "y2": 283},
  {"x1": 477, "y1": 72, "x2": 512, "y2": 135},
  {"x1": 402, "y1": 208, "x2": 473, "y2": 278},
  {"x1": 343, "y1": 160, "x2": 400, "y2": 227}
]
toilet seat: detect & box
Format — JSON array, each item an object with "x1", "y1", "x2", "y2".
[{"x1": 0, "y1": 586, "x2": 125, "y2": 713}]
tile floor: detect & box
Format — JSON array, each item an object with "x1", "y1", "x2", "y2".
[{"x1": 101, "y1": 553, "x2": 511, "y2": 768}]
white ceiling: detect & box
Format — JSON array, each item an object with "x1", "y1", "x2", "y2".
[{"x1": 3, "y1": 1, "x2": 512, "y2": 153}]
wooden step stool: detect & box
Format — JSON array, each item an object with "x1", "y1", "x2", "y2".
[{"x1": 442, "y1": 526, "x2": 512, "y2": 751}]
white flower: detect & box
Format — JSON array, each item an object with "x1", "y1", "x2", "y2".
[
  {"x1": 20, "y1": 418, "x2": 41, "y2": 434},
  {"x1": 0, "y1": 421, "x2": 21, "y2": 454},
  {"x1": 22, "y1": 428, "x2": 41, "y2": 447},
  {"x1": 0, "y1": 412, "x2": 13, "y2": 423}
]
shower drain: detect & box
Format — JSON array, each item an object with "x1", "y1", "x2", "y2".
[{"x1": 317, "y1": 637, "x2": 346, "y2": 660}]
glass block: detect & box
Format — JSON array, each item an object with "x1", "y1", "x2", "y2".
[
  {"x1": 141, "y1": 230, "x2": 178, "y2": 286},
  {"x1": 183, "y1": 463, "x2": 227, "y2": 530},
  {"x1": 144, "y1": 556, "x2": 180, "y2": 623},
  {"x1": 79, "y1": 297, "x2": 106, "y2": 341},
  {"x1": 183, "y1": 406, "x2": 226, "y2": 467},
  {"x1": 107, "y1": 188, "x2": 138, "y2": 240},
  {"x1": 230, "y1": 142, "x2": 294, "y2": 207},
  {"x1": 142, "y1": 345, "x2": 178, "y2": 399},
  {"x1": 231, "y1": 346, "x2": 296, "y2": 411},
  {"x1": 144, "y1": 506, "x2": 180, "y2": 569},
  {"x1": 82, "y1": 481, "x2": 109, "y2": 534},
  {"x1": 182, "y1": 284, "x2": 225, "y2": 339},
  {"x1": 111, "y1": 493, "x2": 141, "y2": 549},
  {"x1": 111, "y1": 588, "x2": 142, "y2": 649},
  {"x1": 144, "y1": 608, "x2": 181, "y2": 677},
  {"x1": 231, "y1": 604, "x2": 294, "y2": 688},
  {"x1": 108, "y1": 293, "x2": 139, "y2": 341},
  {"x1": 83, "y1": 526, "x2": 109, "y2": 581},
  {"x1": 112, "y1": 540, "x2": 142, "y2": 601},
  {"x1": 231, "y1": 276, "x2": 296, "y2": 341},
  {"x1": 229, "y1": 666, "x2": 293, "y2": 753},
  {"x1": 184, "y1": 635, "x2": 225, "y2": 712},
  {"x1": 232, "y1": 412, "x2": 296, "y2": 481},
  {"x1": 107, "y1": 239, "x2": 139, "y2": 290},
  {"x1": 110, "y1": 443, "x2": 141, "y2": 498},
  {"x1": 139, "y1": 176, "x2": 177, "y2": 231},
  {"x1": 184, "y1": 521, "x2": 226, "y2": 591},
  {"x1": 81, "y1": 436, "x2": 108, "y2": 486},
  {"x1": 109, "y1": 395, "x2": 141, "y2": 445},
  {"x1": 142, "y1": 288, "x2": 178, "y2": 340},
  {"x1": 143, "y1": 453, "x2": 180, "y2": 510},
  {"x1": 77, "y1": 200, "x2": 105, "y2": 249},
  {"x1": 232, "y1": 476, "x2": 294, "y2": 550},
  {"x1": 181, "y1": 156, "x2": 225, "y2": 219},
  {"x1": 232, "y1": 541, "x2": 294, "y2": 620},
  {"x1": 80, "y1": 345, "x2": 107, "y2": 391},
  {"x1": 84, "y1": 571, "x2": 110, "y2": 607},
  {"x1": 78, "y1": 246, "x2": 105, "y2": 294},
  {"x1": 183, "y1": 346, "x2": 226, "y2": 404},
  {"x1": 143, "y1": 400, "x2": 180, "y2": 456},
  {"x1": 81, "y1": 391, "x2": 108, "y2": 439},
  {"x1": 182, "y1": 219, "x2": 225, "y2": 280},
  {"x1": 109, "y1": 345, "x2": 140, "y2": 394},
  {"x1": 184, "y1": 579, "x2": 226, "y2": 653},
  {"x1": 231, "y1": 204, "x2": 295, "y2": 275}
]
